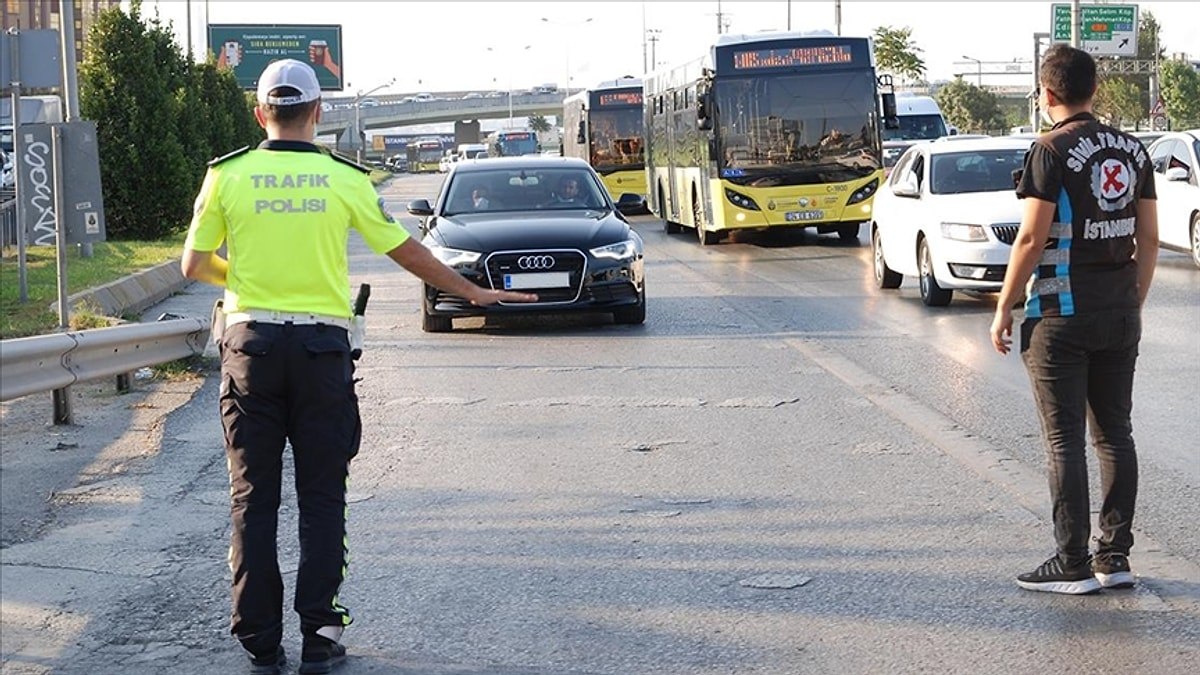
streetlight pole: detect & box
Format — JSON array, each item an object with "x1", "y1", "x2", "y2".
[
  {"x1": 541, "y1": 16, "x2": 593, "y2": 92},
  {"x1": 488, "y1": 45, "x2": 532, "y2": 128},
  {"x1": 963, "y1": 55, "x2": 983, "y2": 87},
  {"x1": 354, "y1": 78, "x2": 395, "y2": 164}
]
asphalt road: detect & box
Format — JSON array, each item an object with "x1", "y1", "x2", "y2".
[{"x1": 1, "y1": 171, "x2": 1197, "y2": 674}]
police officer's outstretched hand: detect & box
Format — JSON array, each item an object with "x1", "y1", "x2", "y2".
[{"x1": 386, "y1": 239, "x2": 538, "y2": 305}]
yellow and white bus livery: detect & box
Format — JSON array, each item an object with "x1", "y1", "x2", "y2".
[{"x1": 562, "y1": 78, "x2": 648, "y2": 206}]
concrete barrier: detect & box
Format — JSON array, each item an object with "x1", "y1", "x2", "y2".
[{"x1": 49, "y1": 259, "x2": 192, "y2": 320}]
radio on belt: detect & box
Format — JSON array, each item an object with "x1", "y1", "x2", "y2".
[{"x1": 350, "y1": 283, "x2": 370, "y2": 360}]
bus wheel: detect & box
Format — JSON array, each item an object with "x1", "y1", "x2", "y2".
[
  {"x1": 694, "y1": 190, "x2": 718, "y2": 246},
  {"x1": 661, "y1": 185, "x2": 682, "y2": 234},
  {"x1": 838, "y1": 223, "x2": 861, "y2": 243}
]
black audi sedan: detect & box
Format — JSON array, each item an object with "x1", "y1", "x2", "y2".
[{"x1": 406, "y1": 156, "x2": 646, "y2": 332}]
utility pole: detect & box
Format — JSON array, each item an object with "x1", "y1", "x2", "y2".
[
  {"x1": 61, "y1": 0, "x2": 92, "y2": 258},
  {"x1": 787, "y1": 0, "x2": 791, "y2": 31},
  {"x1": 835, "y1": 0, "x2": 842, "y2": 36},
  {"x1": 1071, "y1": 0, "x2": 1081, "y2": 48},
  {"x1": 186, "y1": 0, "x2": 193, "y2": 58},
  {"x1": 642, "y1": 1, "x2": 648, "y2": 73},
  {"x1": 716, "y1": 0, "x2": 724, "y2": 35},
  {"x1": 648, "y1": 31, "x2": 660, "y2": 71}
]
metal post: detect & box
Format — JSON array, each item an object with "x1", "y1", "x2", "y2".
[
  {"x1": 51, "y1": 125, "x2": 73, "y2": 426},
  {"x1": 1071, "y1": 0, "x2": 1081, "y2": 48},
  {"x1": 61, "y1": 0, "x2": 92, "y2": 258},
  {"x1": 1032, "y1": 33, "x2": 1049, "y2": 131},
  {"x1": 354, "y1": 100, "x2": 362, "y2": 163},
  {"x1": 834, "y1": 0, "x2": 841, "y2": 36},
  {"x1": 787, "y1": 0, "x2": 791, "y2": 31},
  {"x1": 9, "y1": 27, "x2": 29, "y2": 303},
  {"x1": 642, "y1": 2, "x2": 648, "y2": 73},
  {"x1": 186, "y1": 0, "x2": 193, "y2": 59}
]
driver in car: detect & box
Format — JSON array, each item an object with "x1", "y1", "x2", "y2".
[{"x1": 548, "y1": 176, "x2": 584, "y2": 206}]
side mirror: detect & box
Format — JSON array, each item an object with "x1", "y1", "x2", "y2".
[
  {"x1": 1166, "y1": 167, "x2": 1189, "y2": 182},
  {"x1": 891, "y1": 176, "x2": 920, "y2": 198},
  {"x1": 407, "y1": 199, "x2": 434, "y2": 217},
  {"x1": 616, "y1": 192, "x2": 647, "y2": 215},
  {"x1": 697, "y1": 91, "x2": 714, "y2": 131},
  {"x1": 576, "y1": 120, "x2": 587, "y2": 144},
  {"x1": 947, "y1": 126, "x2": 959, "y2": 136},
  {"x1": 881, "y1": 92, "x2": 900, "y2": 130}
]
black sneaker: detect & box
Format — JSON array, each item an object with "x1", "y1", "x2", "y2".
[
  {"x1": 247, "y1": 646, "x2": 287, "y2": 675},
  {"x1": 1016, "y1": 555, "x2": 1102, "y2": 595},
  {"x1": 299, "y1": 636, "x2": 347, "y2": 674},
  {"x1": 1093, "y1": 554, "x2": 1135, "y2": 589}
]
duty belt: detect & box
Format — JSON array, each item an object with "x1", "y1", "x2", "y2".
[{"x1": 225, "y1": 309, "x2": 352, "y2": 330}]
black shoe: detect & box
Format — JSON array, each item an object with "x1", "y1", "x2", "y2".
[
  {"x1": 1093, "y1": 553, "x2": 1135, "y2": 589},
  {"x1": 299, "y1": 636, "x2": 347, "y2": 674},
  {"x1": 1016, "y1": 555, "x2": 1102, "y2": 595},
  {"x1": 248, "y1": 646, "x2": 287, "y2": 675}
]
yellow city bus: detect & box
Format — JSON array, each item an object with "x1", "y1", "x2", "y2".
[
  {"x1": 562, "y1": 78, "x2": 647, "y2": 203},
  {"x1": 487, "y1": 130, "x2": 540, "y2": 157},
  {"x1": 407, "y1": 139, "x2": 443, "y2": 173},
  {"x1": 645, "y1": 31, "x2": 897, "y2": 245}
]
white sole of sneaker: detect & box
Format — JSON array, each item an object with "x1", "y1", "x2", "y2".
[
  {"x1": 1095, "y1": 571, "x2": 1135, "y2": 588},
  {"x1": 1016, "y1": 578, "x2": 1102, "y2": 594}
]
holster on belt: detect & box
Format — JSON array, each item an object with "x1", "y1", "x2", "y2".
[
  {"x1": 350, "y1": 314, "x2": 366, "y2": 360},
  {"x1": 210, "y1": 299, "x2": 226, "y2": 344}
]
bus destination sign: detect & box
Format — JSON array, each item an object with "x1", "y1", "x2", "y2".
[
  {"x1": 732, "y1": 44, "x2": 854, "y2": 70},
  {"x1": 502, "y1": 132, "x2": 534, "y2": 140},
  {"x1": 598, "y1": 92, "x2": 643, "y2": 107}
]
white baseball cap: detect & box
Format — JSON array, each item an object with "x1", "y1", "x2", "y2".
[{"x1": 256, "y1": 59, "x2": 321, "y2": 105}]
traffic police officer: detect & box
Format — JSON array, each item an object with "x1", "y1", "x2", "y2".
[{"x1": 182, "y1": 59, "x2": 535, "y2": 674}]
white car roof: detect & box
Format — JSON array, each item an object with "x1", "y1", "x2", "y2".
[{"x1": 922, "y1": 137, "x2": 1035, "y2": 155}]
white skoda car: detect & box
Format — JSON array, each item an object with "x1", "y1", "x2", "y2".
[
  {"x1": 870, "y1": 137, "x2": 1033, "y2": 306},
  {"x1": 1146, "y1": 130, "x2": 1200, "y2": 267}
]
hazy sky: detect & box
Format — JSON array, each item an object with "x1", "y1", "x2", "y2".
[{"x1": 144, "y1": 0, "x2": 1198, "y2": 96}]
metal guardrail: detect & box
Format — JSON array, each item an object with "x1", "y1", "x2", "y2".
[{"x1": 0, "y1": 317, "x2": 211, "y2": 401}]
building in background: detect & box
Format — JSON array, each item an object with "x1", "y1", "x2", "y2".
[{"x1": 2, "y1": 0, "x2": 121, "y2": 66}]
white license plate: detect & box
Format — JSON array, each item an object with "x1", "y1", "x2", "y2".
[
  {"x1": 785, "y1": 210, "x2": 825, "y2": 222},
  {"x1": 503, "y1": 272, "x2": 570, "y2": 290}
]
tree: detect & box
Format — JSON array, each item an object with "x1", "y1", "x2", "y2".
[
  {"x1": 872, "y1": 26, "x2": 926, "y2": 82},
  {"x1": 528, "y1": 113, "x2": 551, "y2": 134},
  {"x1": 1094, "y1": 76, "x2": 1143, "y2": 128},
  {"x1": 79, "y1": 0, "x2": 260, "y2": 240},
  {"x1": 1160, "y1": 59, "x2": 1200, "y2": 128},
  {"x1": 79, "y1": 1, "x2": 192, "y2": 240},
  {"x1": 935, "y1": 77, "x2": 1004, "y2": 133}
]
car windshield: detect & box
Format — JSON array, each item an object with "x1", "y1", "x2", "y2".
[
  {"x1": 929, "y1": 149, "x2": 1029, "y2": 195},
  {"x1": 443, "y1": 168, "x2": 608, "y2": 215},
  {"x1": 883, "y1": 114, "x2": 948, "y2": 141}
]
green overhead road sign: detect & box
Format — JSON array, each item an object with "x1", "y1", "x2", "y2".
[
  {"x1": 207, "y1": 24, "x2": 344, "y2": 91},
  {"x1": 1051, "y1": 4, "x2": 1139, "y2": 57}
]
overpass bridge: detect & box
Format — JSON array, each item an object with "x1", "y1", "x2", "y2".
[{"x1": 317, "y1": 92, "x2": 569, "y2": 152}]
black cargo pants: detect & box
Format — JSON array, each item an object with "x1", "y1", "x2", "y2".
[
  {"x1": 219, "y1": 320, "x2": 360, "y2": 656},
  {"x1": 1020, "y1": 309, "x2": 1141, "y2": 568}
]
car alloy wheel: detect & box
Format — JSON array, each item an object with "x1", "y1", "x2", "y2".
[
  {"x1": 918, "y1": 237, "x2": 952, "y2": 307},
  {"x1": 1191, "y1": 213, "x2": 1200, "y2": 269},
  {"x1": 873, "y1": 227, "x2": 903, "y2": 289}
]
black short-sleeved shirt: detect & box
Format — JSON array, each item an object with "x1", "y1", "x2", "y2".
[{"x1": 1015, "y1": 112, "x2": 1156, "y2": 317}]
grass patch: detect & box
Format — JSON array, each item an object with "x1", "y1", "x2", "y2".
[
  {"x1": 1, "y1": 232, "x2": 186, "y2": 339},
  {"x1": 150, "y1": 354, "x2": 216, "y2": 381},
  {"x1": 369, "y1": 169, "x2": 392, "y2": 185}
]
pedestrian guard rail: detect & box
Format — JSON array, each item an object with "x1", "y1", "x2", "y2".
[{"x1": 0, "y1": 317, "x2": 210, "y2": 401}]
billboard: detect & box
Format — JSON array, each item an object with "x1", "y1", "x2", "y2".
[{"x1": 207, "y1": 24, "x2": 344, "y2": 91}]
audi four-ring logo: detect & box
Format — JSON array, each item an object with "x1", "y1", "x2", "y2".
[{"x1": 517, "y1": 255, "x2": 555, "y2": 270}]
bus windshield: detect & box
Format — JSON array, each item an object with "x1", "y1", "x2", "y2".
[
  {"x1": 714, "y1": 70, "x2": 881, "y2": 186},
  {"x1": 882, "y1": 114, "x2": 948, "y2": 141},
  {"x1": 494, "y1": 133, "x2": 539, "y2": 156},
  {"x1": 589, "y1": 107, "x2": 644, "y2": 172}
]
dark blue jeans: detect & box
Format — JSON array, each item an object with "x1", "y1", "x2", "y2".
[{"x1": 1020, "y1": 309, "x2": 1141, "y2": 568}]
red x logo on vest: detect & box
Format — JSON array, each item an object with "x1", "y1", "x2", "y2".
[{"x1": 1099, "y1": 159, "x2": 1130, "y2": 199}]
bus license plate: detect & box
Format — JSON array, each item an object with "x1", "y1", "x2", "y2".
[
  {"x1": 786, "y1": 210, "x2": 825, "y2": 222},
  {"x1": 504, "y1": 272, "x2": 570, "y2": 290}
]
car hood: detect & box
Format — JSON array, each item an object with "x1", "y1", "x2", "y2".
[
  {"x1": 427, "y1": 211, "x2": 631, "y2": 251},
  {"x1": 923, "y1": 190, "x2": 1023, "y2": 223}
]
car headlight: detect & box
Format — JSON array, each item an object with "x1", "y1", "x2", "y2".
[
  {"x1": 846, "y1": 177, "x2": 881, "y2": 205},
  {"x1": 940, "y1": 222, "x2": 989, "y2": 242},
  {"x1": 590, "y1": 239, "x2": 639, "y2": 261},
  {"x1": 428, "y1": 245, "x2": 482, "y2": 267},
  {"x1": 724, "y1": 188, "x2": 761, "y2": 211}
]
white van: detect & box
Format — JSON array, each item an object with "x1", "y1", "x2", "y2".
[{"x1": 882, "y1": 94, "x2": 955, "y2": 170}]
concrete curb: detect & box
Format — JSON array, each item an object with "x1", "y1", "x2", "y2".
[{"x1": 51, "y1": 259, "x2": 194, "y2": 320}]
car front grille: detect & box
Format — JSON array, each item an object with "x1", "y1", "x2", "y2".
[
  {"x1": 992, "y1": 223, "x2": 1020, "y2": 245},
  {"x1": 486, "y1": 250, "x2": 587, "y2": 304}
]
